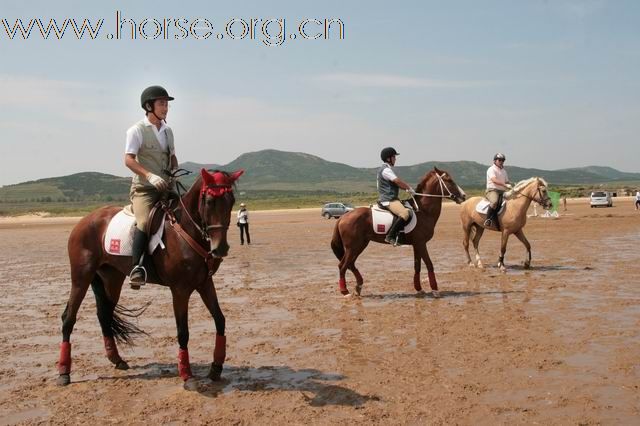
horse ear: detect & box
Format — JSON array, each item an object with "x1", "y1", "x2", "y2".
[
  {"x1": 200, "y1": 168, "x2": 214, "y2": 185},
  {"x1": 230, "y1": 169, "x2": 245, "y2": 182},
  {"x1": 434, "y1": 166, "x2": 441, "y2": 173}
]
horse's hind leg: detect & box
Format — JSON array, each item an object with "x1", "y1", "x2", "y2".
[
  {"x1": 413, "y1": 246, "x2": 423, "y2": 292},
  {"x1": 417, "y1": 244, "x2": 440, "y2": 297},
  {"x1": 196, "y1": 279, "x2": 226, "y2": 381},
  {"x1": 498, "y1": 231, "x2": 511, "y2": 272},
  {"x1": 57, "y1": 264, "x2": 94, "y2": 386},
  {"x1": 514, "y1": 229, "x2": 532, "y2": 269},
  {"x1": 472, "y1": 225, "x2": 485, "y2": 269},
  {"x1": 94, "y1": 267, "x2": 129, "y2": 370}
]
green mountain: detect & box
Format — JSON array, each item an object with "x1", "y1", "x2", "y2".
[{"x1": 2, "y1": 150, "x2": 639, "y2": 203}]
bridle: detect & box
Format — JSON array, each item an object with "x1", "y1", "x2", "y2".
[
  {"x1": 507, "y1": 181, "x2": 550, "y2": 207},
  {"x1": 166, "y1": 169, "x2": 236, "y2": 275},
  {"x1": 410, "y1": 173, "x2": 463, "y2": 211}
]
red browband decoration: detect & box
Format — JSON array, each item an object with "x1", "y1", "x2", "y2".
[{"x1": 200, "y1": 168, "x2": 244, "y2": 198}]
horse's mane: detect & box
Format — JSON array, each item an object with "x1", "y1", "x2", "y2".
[
  {"x1": 505, "y1": 176, "x2": 547, "y2": 198},
  {"x1": 415, "y1": 170, "x2": 438, "y2": 193}
]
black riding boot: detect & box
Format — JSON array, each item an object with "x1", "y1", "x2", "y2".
[
  {"x1": 129, "y1": 229, "x2": 148, "y2": 290},
  {"x1": 385, "y1": 216, "x2": 407, "y2": 246},
  {"x1": 484, "y1": 207, "x2": 494, "y2": 228}
]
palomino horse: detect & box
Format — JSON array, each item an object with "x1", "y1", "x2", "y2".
[
  {"x1": 331, "y1": 168, "x2": 466, "y2": 297},
  {"x1": 460, "y1": 177, "x2": 552, "y2": 272},
  {"x1": 56, "y1": 169, "x2": 243, "y2": 386}
]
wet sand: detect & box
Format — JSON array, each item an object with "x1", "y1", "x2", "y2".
[{"x1": 0, "y1": 200, "x2": 639, "y2": 424}]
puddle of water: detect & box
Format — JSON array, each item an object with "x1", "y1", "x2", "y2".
[{"x1": 0, "y1": 407, "x2": 49, "y2": 425}]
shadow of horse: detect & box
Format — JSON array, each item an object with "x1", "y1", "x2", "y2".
[
  {"x1": 360, "y1": 289, "x2": 524, "y2": 300},
  {"x1": 93, "y1": 363, "x2": 379, "y2": 407}
]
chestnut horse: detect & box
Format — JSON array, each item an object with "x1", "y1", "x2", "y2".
[
  {"x1": 56, "y1": 169, "x2": 243, "y2": 386},
  {"x1": 331, "y1": 168, "x2": 466, "y2": 297},
  {"x1": 460, "y1": 177, "x2": 552, "y2": 272}
]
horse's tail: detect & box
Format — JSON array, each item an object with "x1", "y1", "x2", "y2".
[
  {"x1": 331, "y1": 221, "x2": 345, "y2": 261},
  {"x1": 91, "y1": 275, "x2": 149, "y2": 345}
]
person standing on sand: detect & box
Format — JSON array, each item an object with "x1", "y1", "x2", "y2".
[
  {"x1": 635, "y1": 190, "x2": 640, "y2": 210},
  {"x1": 237, "y1": 203, "x2": 251, "y2": 245}
]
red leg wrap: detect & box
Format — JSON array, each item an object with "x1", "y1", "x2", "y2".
[
  {"x1": 339, "y1": 277, "x2": 349, "y2": 295},
  {"x1": 428, "y1": 270, "x2": 438, "y2": 291},
  {"x1": 103, "y1": 336, "x2": 122, "y2": 364},
  {"x1": 177, "y1": 348, "x2": 193, "y2": 381},
  {"x1": 413, "y1": 273, "x2": 422, "y2": 291},
  {"x1": 213, "y1": 334, "x2": 226, "y2": 365},
  {"x1": 57, "y1": 342, "x2": 71, "y2": 375}
]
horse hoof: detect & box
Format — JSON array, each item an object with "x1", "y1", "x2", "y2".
[
  {"x1": 499, "y1": 266, "x2": 507, "y2": 273},
  {"x1": 523, "y1": 262, "x2": 531, "y2": 269},
  {"x1": 115, "y1": 360, "x2": 130, "y2": 370},
  {"x1": 468, "y1": 262, "x2": 475, "y2": 268},
  {"x1": 207, "y1": 363, "x2": 223, "y2": 381},
  {"x1": 431, "y1": 290, "x2": 441, "y2": 298},
  {"x1": 183, "y1": 377, "x2": 199, "y2": 391},
  {"x1": 56, "y1": 374, "x2": 70, "y2": 386},
  {"x1": 477, "y1": 263, "x2": 484, "y2": 269}
]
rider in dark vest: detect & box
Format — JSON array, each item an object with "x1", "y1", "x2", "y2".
[
  {"x1": 377, "y1": 147, "x2": 416, "y2": 246},
  {"x1": 124, "y1": 86, "x2": 178, "y2": 289}
]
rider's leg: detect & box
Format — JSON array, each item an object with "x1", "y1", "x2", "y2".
[
  {"x1": 484, "y1": 190, "x2": 499, "y2": 227},
  {"x1": 129, "y1": 189, "x2": 158, "y2": 289},
  {"x1": 386, "y1": 201, "x2": 411, "y2": 245}
]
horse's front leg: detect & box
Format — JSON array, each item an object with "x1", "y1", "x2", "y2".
[
  {"x1": 513, "y1": 229, "x2": 532, "y2": 269},
  {"x1": 419, "y1": 245, "x2": 440, "y2": 298},
  {"x1": 412, "y1": 246, "x2": 423, "y2": 292},
  {"x1": 197, "y1": 279, "x2": 226, "y2": 381},
  {"x1": 171, "y1": 287, "x2": 193, "y2": 381},
  {"x1": 498, "y1": 231, "x2": 511, "y2": 272}
]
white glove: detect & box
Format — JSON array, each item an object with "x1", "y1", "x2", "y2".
[
  {"x1": 505, "y1": 183, "x2": 513, "y2": 190},
  {"x1": 146, "y1": 173, "x2": 168, "y2": 191}
]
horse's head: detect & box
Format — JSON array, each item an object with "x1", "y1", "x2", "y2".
[
  {"x1": 199, "y1": 168, "x2": 244, "y2": 257},
  {"x1": 418, "y1": 167, "x2": 467, "y2": 204},
  {"x1": 506, "y1": 177, "x2": 552, "y2": 209}
]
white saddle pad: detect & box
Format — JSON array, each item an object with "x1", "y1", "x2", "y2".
[
  {"x1": 371, "y1": 206, "x2": 418, "y2": 235},
  {"x1": 475, "y1": 199, "x2": 506, "y2": 215},
  {"x1": 103, "y1": 210, "x2": 166, "y2": 256}
]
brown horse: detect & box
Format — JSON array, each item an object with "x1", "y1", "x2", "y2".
[
  {"x1": 460, "y1": 177, "x2": 552, "y2": 272},
  {"x1": 56, "y1": 168, "x2": 243, "y2": 386},
  {"x1": 331, "y1": 168, "x2": 466, "y2": 297}
]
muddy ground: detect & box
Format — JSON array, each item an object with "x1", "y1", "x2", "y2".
[{"x1": 0, "y1": 199, "x2": 639, "y2": 425}]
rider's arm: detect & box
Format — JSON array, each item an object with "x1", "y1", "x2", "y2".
[
  {"x1": 392, "y1": 177, "x2": 412, "y2": 191},
  {"x1": 489, "y1": 176, "x2": 509, "y2": 189},
  {"x1": 125, "y1": 154, "x2": 151, "y2": 180},
  {"x1": 170, "y1": 154, "x2": 178, "y2": 170}
]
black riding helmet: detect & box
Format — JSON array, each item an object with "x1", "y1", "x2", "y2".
[
  {"x1": 380, "y1": 147, "x2": 399, "y2": 162},
  {"x1": 140, "y1": 85, "x2": 174, "y2": 112}
]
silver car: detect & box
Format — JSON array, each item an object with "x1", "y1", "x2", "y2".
[
  {"x1": 321, "y1": 202, "x2": 354, "y2": 219},
  {"x1": 590, "y1": 191, "x2": 612, "y2": 208}
]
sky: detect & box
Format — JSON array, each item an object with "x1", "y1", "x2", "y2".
[{"x1": 1, "y1": 0, "x2": 639, "y2": 186}]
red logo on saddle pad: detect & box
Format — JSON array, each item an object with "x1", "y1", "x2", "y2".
[
  {"x1": 109, "y1": 239, "x2": 121, "y2": 254},
  {"x1": 377, "y1": 224, "x2": 386, "y2": 233}
]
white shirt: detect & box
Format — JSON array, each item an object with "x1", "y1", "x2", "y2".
[
  {"x1": 486, "y1": 164, "x2": 509, "y2": 190},
  {"x1": 125, "y1": 116, "x2": 172, "y2": 155},
  {"x1": 636, "y1": 191, "x2": 640, "y2": 201},
  {"x1": 237, "y1": 209, "x2": 248, "y2": 224},
  {"x1": 381, "y1": 163, "x2": 398, "y2": 182}
]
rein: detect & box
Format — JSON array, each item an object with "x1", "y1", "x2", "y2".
[
  {"x1": 507, "y1": 183, "x2": 547, "y2": 206},
  {"x1": 164, "y1": 169, "x2": 233, "y2": 276},
  {"x1": 410, "y1": 173, "x2": 459, "y2": 211}
]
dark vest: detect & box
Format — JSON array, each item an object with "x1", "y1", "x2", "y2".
[{"x1": 377, "y1": 163, "x2": 399, "y2": 202}]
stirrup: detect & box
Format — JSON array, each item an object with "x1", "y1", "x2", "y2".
[
  {"x1": 385, "y1": 234, "x2": 399, "y2": 246},
  {"x1": 129, "y1": 266, "x2": 147, "y2": 289},
  {"x1": 483, "y1": 218, "x2": 493, "y2": 227}
]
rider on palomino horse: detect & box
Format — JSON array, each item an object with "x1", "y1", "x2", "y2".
[
  {"x1": 125, "y1": 86, "x2": 178, "y2": 289},
  {"x1": 377, "y1": 147, "x2": 416, "y2": 246},
  {"x1": 484, "y1": 153, "x2": 512, "y2": 230}
]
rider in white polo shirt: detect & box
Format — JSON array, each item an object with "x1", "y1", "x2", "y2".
[{"x1": 484, "y1": 153, "x2": 512, "y2": 229}]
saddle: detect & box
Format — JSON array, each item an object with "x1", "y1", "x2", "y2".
[
  {"x1": 103, "y1": 198, "x2": 177, "y2": 257},
  {"x1": 371, "y1": 201, "x2": 418, "y2": 236},
  {"x1": 475, "y1": 198, "x2": 507, "y2": 215}
]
